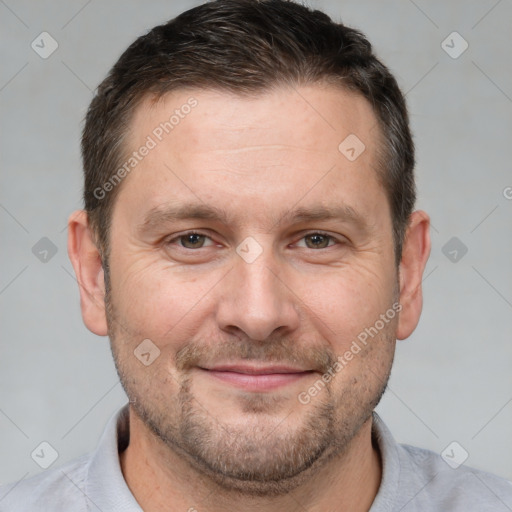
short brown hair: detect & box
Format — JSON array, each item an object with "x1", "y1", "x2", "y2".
[{"x1": 82, "y1": 0, "x2": 415, "y2": 268}]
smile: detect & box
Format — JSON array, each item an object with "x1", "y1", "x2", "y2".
[{"x1": 198, "y1": 365, "x2": 315, "y2": 392}]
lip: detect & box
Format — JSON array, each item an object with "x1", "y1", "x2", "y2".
[
  {"x1": 198, "y1": 364, "x2": 314, "y2": 392},
  {"x1": 205, "y1": 364, "x2": 310, "y2": 374}
]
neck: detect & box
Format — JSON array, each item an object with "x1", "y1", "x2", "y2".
[{"x1": 120, "y1": 407, "x2": 382, "y2": 512}]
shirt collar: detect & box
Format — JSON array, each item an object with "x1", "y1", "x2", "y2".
[
  {"x1": 369, "y1": 411, "x2": 401, "y2": 511},
  {"x1": 85, "y1": 403, "x2": 142, "y2": 511}
]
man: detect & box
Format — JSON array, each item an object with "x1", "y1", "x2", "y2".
[{"x1": 1, "y1": 0, "x2": 511, "y2": 510}]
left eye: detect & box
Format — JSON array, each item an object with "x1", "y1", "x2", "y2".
[{"x1": 296, "y1": 233, "x2": 337, "y2": 249}]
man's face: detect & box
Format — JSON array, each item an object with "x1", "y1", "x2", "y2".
[{"x1": 105, "y1": 85, "x2": 398, "y2": 493}]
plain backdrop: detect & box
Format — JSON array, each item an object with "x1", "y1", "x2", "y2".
[{"x1": 1, "y1": 0, "x2": 511, "y2": 488}]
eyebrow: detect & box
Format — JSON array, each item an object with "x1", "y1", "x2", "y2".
[
  {"x1": 137, "y1": 203, "x2": 233, "y2": 234},
  {"x1": 137, "y1": 202, "x2": 369, "y2": 234}
]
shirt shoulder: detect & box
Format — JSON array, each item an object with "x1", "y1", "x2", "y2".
[
  {"x1": 396, "y1": 443, "x2": 512, "y2": 511},
  {"x1": 0, "y1": 405, "x2": 141, "y2": 512},
  {"x1": 370, "y1": 413, "x2": 512, "y2": 512},
  {"x1": 0, "y1": 453, "x2": 91, "y2": 512}
]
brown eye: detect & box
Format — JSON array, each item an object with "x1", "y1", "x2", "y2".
[
  {"x1": 304, "y1": 233, "x2": 332, "y2": 249},
  {"x1": 179, "y1": 233, "x2": 207, "y2": 248}
]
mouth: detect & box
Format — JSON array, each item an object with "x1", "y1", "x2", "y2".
[{"x1": 198, "y1": 364, "x2": 315, "y2": 392}]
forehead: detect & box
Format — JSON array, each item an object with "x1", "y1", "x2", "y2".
[
  {"x1": 114, "y1": 84, "x2": 387, "y2": 230},
  {"x1": 132, "y1": 85, "x2": 380, "y2": 156}
]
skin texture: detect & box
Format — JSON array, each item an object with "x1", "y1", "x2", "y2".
[{"x1": 68, "y1": 84, "x2": 431, "y2": 512}]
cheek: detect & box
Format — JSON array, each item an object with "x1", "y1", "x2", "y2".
[
  {"x1": 295, "y1": 263, "x2": 396, "y2": 351},
  {"x1": 109, "y1": 254, "x2": 223, "y2": 343}
]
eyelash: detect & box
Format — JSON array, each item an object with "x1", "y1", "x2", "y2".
[{"x1": 165, "y1": 230, "x2": 342, "y2": 249}]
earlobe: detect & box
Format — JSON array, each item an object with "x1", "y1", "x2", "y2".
[
  {"x1": 67, "y1": 210, "x2": 109, "y2": 336},
  {"x1": 396, "y1": 210, "x2": 431, "y2": 340}
]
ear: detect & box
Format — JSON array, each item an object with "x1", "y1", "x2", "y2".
[
  {"x1": 396, "y1": 210, "x2": 431, "y2": 340},
  {"x1": 67, "y1": 210, "x2": 108, "y2": 336}
]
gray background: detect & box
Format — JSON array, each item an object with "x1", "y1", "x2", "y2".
[{"x1": 1, "y1": 0, "x2": 511, "y2": 489}]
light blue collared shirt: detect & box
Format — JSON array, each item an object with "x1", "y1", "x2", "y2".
[{"x1": 1, "y1": 404, "x2": 511, "y2": 511}]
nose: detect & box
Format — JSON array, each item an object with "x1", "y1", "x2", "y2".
[{"x1": 215, "y1": 248, "x2": 300, "y2": 341}]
